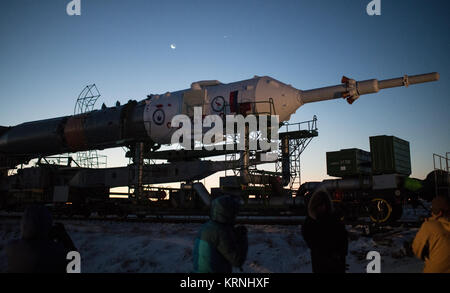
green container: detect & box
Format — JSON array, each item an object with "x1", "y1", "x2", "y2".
[
  {"x1": 369, "y1": 135, "x2": 411, "y2": 175},
  {"x1": 326, "y1": 148, "x2": 372, "y2": 177}
]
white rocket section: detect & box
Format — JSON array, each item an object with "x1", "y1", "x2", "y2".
[
  {"x1": 143, "y1": 76, "x2": 305, "y2": 145},
  {"x1": 203, "y1": 76, "x2": 303, "y2": 121},
  {"x1": 141, "y1": 72, "x2": 439, "y2": 145},
  {"x1": 143, "y1": 91, "x2": 184, "y2": 144},
  {"x1": 203, "y1": 77, "x2": 258, "y2": 116},
  {"x1": 253, "y1": 76, "x2": 303, "y2": 122}
]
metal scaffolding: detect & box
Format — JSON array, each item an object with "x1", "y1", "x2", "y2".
[
  {"x1": 276, "y1": 116, "x2": 318, "y2": 191},
  {"x1": 73, "y1": 84, "x2": 107, "y2": 169}
]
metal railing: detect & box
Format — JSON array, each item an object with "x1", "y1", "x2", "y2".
[
  {"x1": 433, "y1": 152, "x2": 450, "y2": 197},
  {"x1": 433, "y1": 153, "x2": 449, "y2": 172},
  {"x1": 279, "y1": 115, "x2": 318, "y2": 134}
]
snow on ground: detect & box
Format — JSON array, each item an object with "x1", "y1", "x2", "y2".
[{"x1": 0, "y1": 213, "x2": 426, "y2": 273}]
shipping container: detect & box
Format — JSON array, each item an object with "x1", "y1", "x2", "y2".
[
  {"x1": 326, "y1": 148, "x2": 372, "y2": 177},
  {"x1": 369, "y1": 135, "x2": 411, "y2": 175}
]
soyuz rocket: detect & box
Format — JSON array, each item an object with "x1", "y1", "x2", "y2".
[{"x1": 0, "y1": 72, "x2": 440, "y2": 169}]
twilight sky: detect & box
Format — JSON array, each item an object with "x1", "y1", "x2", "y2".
[{"x1": 0, "y1": 0, "x2": 448, "y2": 189}]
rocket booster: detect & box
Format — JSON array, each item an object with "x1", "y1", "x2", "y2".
[{"x1": 0, "y1": 72, "x2": 440, "y2": 165}]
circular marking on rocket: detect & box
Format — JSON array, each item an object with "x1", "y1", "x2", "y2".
[
  {"x1": 211, "y1": 96, "x2": 225, "y2": 112},
  {"x1": 152, "y1": 109, "x2": 165, "y2": 126}
]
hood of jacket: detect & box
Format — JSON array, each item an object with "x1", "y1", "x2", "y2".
[
  {"x1": 437, "y1": 216, "x2": 450, "y2": 232},
  {"x1": 20, "y1": 205, "x2": 53, "y2": 240},
  {"x1": 210, "y1": 195, "x2": 240, "y2": 224},
  {"x1": 307, "y1": 189, "x2": 334, "y2": 220}
]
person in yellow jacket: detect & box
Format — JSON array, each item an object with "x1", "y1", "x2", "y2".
[{"x1": 412, "y1": 195, "x2": 450, "y2": 273}]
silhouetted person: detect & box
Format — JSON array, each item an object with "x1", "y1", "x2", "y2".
[
  {"x1": 412, "y1": 195, "x2": 450, "y2": 273},
  {"x1": 301, "y1": 190, "x2": 348, "y2": 273},
  {"x1": 193, "y1": 195, "x2": 248, "y2": 273},
  {"x1": 6, "y1": 205, "x2": 76, "y2": 273}
]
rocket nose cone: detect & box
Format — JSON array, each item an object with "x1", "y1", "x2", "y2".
[{"x1": 271, "y1": 83, "x2": 304, "y2": 121}]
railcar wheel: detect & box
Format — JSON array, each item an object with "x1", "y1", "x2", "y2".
[{"x1": 369, "y1": 198, "x2": 393, "y2": 223}]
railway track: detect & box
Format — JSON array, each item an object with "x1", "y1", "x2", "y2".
[
  {"x1": 0, "y1": 212, "x2": 305, "y2": 225},
  {"x1": 0, "y1": 211, "x2": 424, "y2": 227}
]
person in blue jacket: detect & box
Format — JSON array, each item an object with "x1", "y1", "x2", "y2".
[{"x1": 193, "y1": 195, "x2": 248, "y2": 273}]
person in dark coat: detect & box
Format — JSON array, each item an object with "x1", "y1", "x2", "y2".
[
  {"x1": 6, "y1": 205, "x2": 76, "y2": 273},
  {"x1": 301, "y1": 190, "x2": 348, "y2": 273},
  {"x1": 193, "y1": 195, "x2": 248, "y2": 273}
]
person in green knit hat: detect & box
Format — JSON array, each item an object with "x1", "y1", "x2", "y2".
[{"x1": 193, "y1": 195, "x2": 248, "y2": 273}]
